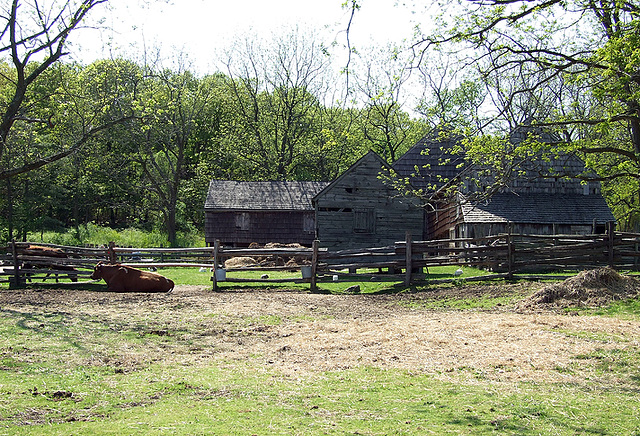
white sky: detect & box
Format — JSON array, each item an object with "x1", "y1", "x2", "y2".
[{"x1": 72, "y1": 0, "x2": 428, "y2": 74}]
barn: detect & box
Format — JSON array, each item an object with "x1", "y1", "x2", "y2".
[
  {"x1": 393, "y1": 131, "x2": 616, "y2": 239},
  {"x1": 204, "y1": 180, "x2": 328, "y2": 247},
  {"x1": 313, "y1": 150, "x2": 424, "y2": 250},
  {"x1": 392, "y1": 133, "x2": 465, "y2": 239}
]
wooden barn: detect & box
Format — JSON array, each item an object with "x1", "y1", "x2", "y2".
[
  {"x1": 392, "y1": 133, "x2": 466, "y2": 239},
  {"x1": 392, "y1": 131, "x2": 616, "y2": 239},
  {"x1": 313, "y1": 150, "x2": 424, "y2": 250},
  {"x1": 204, "y1": 180, "x2": 328, "y2": 247}
]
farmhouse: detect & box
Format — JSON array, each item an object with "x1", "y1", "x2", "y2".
[
  {"x1": 313, "y1": 151, "x2": 424, "y2": 250},
  {"x1": 204, "y1": 180, "x2": 328, "y2": 247},
  {"x1": 204, "y1": 127, "x2": 615, "y2": 249},
  {"x1": 393, "y1": 131, "x2": 616, "y2": 239}
]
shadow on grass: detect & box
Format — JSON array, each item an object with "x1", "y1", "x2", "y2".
[{"x1": 9, "y1": 280, "x2": 108, "y2": 292}]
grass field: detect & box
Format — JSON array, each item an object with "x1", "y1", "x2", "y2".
[
  {"x1": 155, "y1": 264, "x2": 495, "y2": 293},
  {"x1": 1, "y1": 269, "x2": 639, "y2": 435}
]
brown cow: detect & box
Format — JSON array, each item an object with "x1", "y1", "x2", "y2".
[
  {"x1": 20, "y1": 245, "x2": 68, "y2": 258},
  {"x1": 19, "y1": 245, "x2": 78, "y2": 282},
  {"x1": 90, "y1": 262, "x2": 174, "y2": 293}
]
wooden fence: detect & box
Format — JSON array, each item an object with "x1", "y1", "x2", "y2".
[{"x1": 2, "y1": 231, "x2": 640, "y2": 290}]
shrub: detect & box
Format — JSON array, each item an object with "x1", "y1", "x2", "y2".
[{"x1": 26, "y1": 223, "x2": 205, "y2": 248}]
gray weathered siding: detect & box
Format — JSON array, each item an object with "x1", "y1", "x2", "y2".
[
  {"x1": 314, "y1": 151, "x2": 424, "y2": 250},
  {"x1": 205, "y1": 210, "x2": 315, "y2": 247}
]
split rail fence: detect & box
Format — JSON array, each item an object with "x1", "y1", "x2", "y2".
[{"x1": 2, "y1": 230, "x2": 640, "y2": 291}]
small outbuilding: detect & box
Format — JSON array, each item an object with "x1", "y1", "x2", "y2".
[
  {"x1": 204, "y1": 180, "x2": 328, "y2": 247},
  {"x1": 313, "y1": 150, "x2": 424, "y2": 250}
]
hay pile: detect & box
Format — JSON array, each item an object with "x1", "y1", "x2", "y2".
[
  {"x1": 223, "y1": 243, "x2": 310, "y2": 269},
  {"x1": 518, "y1": 267, "x2": 640, "y2": 311},
  {"x1": 224, "y1": 257, "x2": 257, "y2": 268}
]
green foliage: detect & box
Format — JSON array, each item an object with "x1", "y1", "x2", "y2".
[
  {"x1": 0, "y1": 48, "x2": 431, "y2": 242},
  {"x1": 420, "y1": 0, "x2": 640, "y2": 227},
  {"x1": 26, "y1": 224, "x2": 204, "y2": 248},
  {"x1": 417, "y1": 77, "x2": 487, "y2": 132}
]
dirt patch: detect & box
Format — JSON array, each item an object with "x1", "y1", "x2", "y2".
[
  {"x1": 518, "y1": 268, "x2": 640, "y2": 311},
  {"x1": 1, "y1": 282, "x2": 639, "y2": 387}
]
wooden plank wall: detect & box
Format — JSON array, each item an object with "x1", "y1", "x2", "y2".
[
  {"x1": 315, "y1": 154, "x2": 424, "y2": 251},
  {"x1": 204, "y1": 210, "x2": 315, "y2": 247}
]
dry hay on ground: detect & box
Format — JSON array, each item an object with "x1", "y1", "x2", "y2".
[
  {"x1": 263, "y1": 242, "x2": 306, "y2": 249},
  {"x1": 224, "y1": 255, "x2": 306, "y2": 269},
  {"x1": 1, "y1": 282, "x2": 639, "y2": 387},
  {"x1": 518, "y1": 267, "x2": 640, "y2": 311},
  {"x1": 224, "y1": 256, "x2": 257, "y2": 269},
  {"x1": 246, "y1": 242, "x2": 310, "y2": 267}
]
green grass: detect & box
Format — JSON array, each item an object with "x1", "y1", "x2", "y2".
[
  {"x1": 556, "y1": 297, "x2": 640, "y2": 320},
  {"x1": 1, "y1": 282, "x2": 640, "y2": 434},
  {"x1": 153, "y1": 265, "x2": 496, "y2": 294},
  {"x1": 1, "y1": 355, "x2": 639, "y2": 435},
  {"x1": 402, "y1": 293, "x2": 523, "y2": 311},
  {"x1": 592, "y1": 298, "x2": 640, "y2": 319},
  {"x1": 0, "y1": 264, "x2": 534, "y2": 295}
]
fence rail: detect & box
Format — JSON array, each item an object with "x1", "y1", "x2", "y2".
[{"x1": 2, "y1": 230, "x2": 640, "y2": 290}]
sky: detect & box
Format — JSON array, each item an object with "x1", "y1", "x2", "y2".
[{"x1": 72, "y1": 0, "x2": 429, "y2": 74}]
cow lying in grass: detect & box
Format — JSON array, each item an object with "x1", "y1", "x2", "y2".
[
  {"x1": 19, "y1": 245, "x2": 78, "y2": 282},
  {"x1": 90, "y1": 262, "x2": 174, "y2": 293}
]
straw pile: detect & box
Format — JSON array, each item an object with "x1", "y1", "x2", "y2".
[{"x1": 518, "y1": 267, "x2": 640, "y2": 311}]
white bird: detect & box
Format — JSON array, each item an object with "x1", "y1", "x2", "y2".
[
  {"x1": 199, "y1": 267, "x2": 207, "y2": 273},
  {"x1": 454, "y1": 268, "x2": 464, "y2": 277}
]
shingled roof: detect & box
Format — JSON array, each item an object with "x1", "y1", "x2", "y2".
[
  {"x1": 394, "y1": 131, "x2": 594, "y2": 195},
  {"x1": 461, "y1": 193, "x2": 615, "y2": 225},
  {"x1": 205, "y1": 181, "x2": 329, "y2": 211},
  {"x1": 392, "y1": 133, "x2": 465, "y2": 191}
]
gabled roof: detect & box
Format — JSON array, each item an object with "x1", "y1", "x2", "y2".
[
  {"x1": 461, "y1": 193, "x2": 615, "y2": 225},
  {"x1": 394, "y1": 131, "x2": 597, "y2": 196},
  {"x1": 392, "y1": 133, "x2": 466, "y2": 191},
  {"x1": 313, "y1": 150, "x2": 392, "y2": 200},
  {"x1": 205, "y1": 181, "x2": 329, "y2": 211}
]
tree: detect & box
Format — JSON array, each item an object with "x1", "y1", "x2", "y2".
[
  {"x1": 0, "y1": 0, "x2": 125, "y2": 180},
  {"x1": 222, "y1": 27, "x2": 333, "y2": 180},
  {"x1": 369, "y1": 0, "x2": 640, "y2": 226},
  {"x1": 351, "y1": 45, "x2": 425, "y2": 162},
  {"x1": 0, "y1": 58, "x2": 145, "y2": 240},
  {"x1": 69, "y1": 59, "x2": 146, "y2": 227},
  {"x1": 415, "y1": 54, "x2": 488, "y2": 133},
  {"x1": 133, "y1": 67, "x2": 227, "y2": 246}
]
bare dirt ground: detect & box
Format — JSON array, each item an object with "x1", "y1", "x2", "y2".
[{"x1": 2, "y1": 271, "x2": 639, "y2": 387}]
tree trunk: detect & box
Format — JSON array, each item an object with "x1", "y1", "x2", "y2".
[
  {"x1": 167, "y1": 207, "x2": 177, "y2": 247},
  {"x1": 6, "y1": 179, "x2": 13, "y2": 241},
  {"x1": 631, "y1": 117, "x2": 640, "y2": 154}
]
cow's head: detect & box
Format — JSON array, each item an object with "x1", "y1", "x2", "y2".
[{"x1": 90, "y1": 261, "x2": 105, "y2": 280}]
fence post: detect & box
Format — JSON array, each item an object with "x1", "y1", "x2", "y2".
[
  {"x1": 108, "y1": 241, "x2": 117, "y2": 264},
  {"x1": 10, "y1": 239, "x2": 21, "y2": 288},
  {"x1": 507, "y1": 229, "x2": 513, "y2": 279},
  {"x1": 212, "y1": 240, "x2": 220, "y2": 291},
  {"x1": 608, "y1": 221, "x2": 615, "y2": 268},
  {"x1": 310, "y1": 240, "x2": 319, "y2": 292},
  {"x1": 405, "y1": 232, "x2": 412, "y2": 286}
]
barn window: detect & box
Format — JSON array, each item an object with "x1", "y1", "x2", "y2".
[
  {"x1": 303, "y1": 213, "x2": 315, "y2": 233},
  {"x1": 235, "y1": 213, "x2": 250, "y2": 231},
  {"x1": 353, "y1": 209, "x2": 375, "y2": 234}
]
